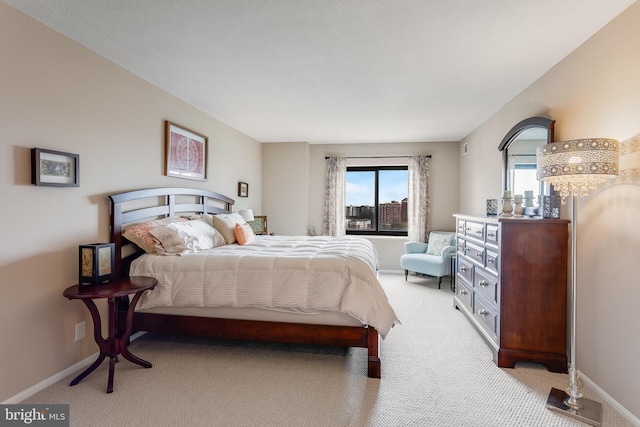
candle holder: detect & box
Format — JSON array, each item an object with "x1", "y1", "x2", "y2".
[{"x1": 501, "y1": 197, "x2": 513, "y2": 217}]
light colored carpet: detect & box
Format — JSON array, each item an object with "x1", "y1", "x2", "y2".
[{"x1": 23, "y1": 273, "x2": 632, "y2": 426}]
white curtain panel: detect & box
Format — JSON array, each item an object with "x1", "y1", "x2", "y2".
[
  {"x1": 323, "y1": 157, "x2": 346, "y2": 236},
  {"x1": 408, "y1": 156, "x2": 431, "y2": 242}
]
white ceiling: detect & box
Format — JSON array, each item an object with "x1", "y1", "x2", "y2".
[{"x1": 4, "y1": 0, "x2": 636, "y2": 144}]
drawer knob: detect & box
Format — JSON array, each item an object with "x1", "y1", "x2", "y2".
[
  {"x1": 487, "y1": 258, "x2": 495, "y2": 264},
  {"x1": 478, "y1": 309, "x2": 487, "y2": 316},
  {"x1": 475, "y1": 253, "x2": 482, "y2": 258},
  {"x1": 464, "y1": 247, "x2": 470, "y2": 252},
  {"x1": 460, "y1": 289, "x2": 468, "y2": 295},
  {"x1": 475, "y1": 230, "x2": 482, "y2": 235},
  {"x1": 488, "y1": 232, "x2": 495, "y2": 238},
  {"x1": 478, "y1": 280, "x2": 489, "y2": 287},
  {"x1": 460, "y1": 266, "x2": 467, "y2": 272}
]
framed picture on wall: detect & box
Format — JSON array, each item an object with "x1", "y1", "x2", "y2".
[
  {"x1": 238, "y1": 182, "x2": 249, "y2": 197},
  {"x1": 31, "y1": 148, "x2": 79, "y2": 187},
  {"x1": 165, "y1": 121, "x2": 208, "y2": 181}
]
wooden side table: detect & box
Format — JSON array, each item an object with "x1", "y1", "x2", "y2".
[{"x1": 63, "y1": 276, "x2": 157, "y2": 393}]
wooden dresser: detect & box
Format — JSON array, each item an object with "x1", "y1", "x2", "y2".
[{"x1": 453, "y1": 214, "x2": 569, "y2": 373}]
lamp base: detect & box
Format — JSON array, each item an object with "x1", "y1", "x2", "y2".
[{"x1": 546, "y1": 387, "x2": 602, "y2": 426}]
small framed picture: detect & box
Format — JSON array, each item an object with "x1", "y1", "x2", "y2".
[
  {"x1": 248, "y1": 216, "x2": 268, "y2": 235},
  {"x1": 238, "y1": 182, "x2": 249, "y2": 197},
  {"x1": 165, "y1": 121, "x2": 208, "y2": 181},
  {"x1": 31, "y1": 148, "x2": 79, "y2": 187}
]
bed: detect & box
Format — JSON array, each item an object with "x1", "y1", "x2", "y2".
[{"x1": 110, "y1": 187, "x2": 398, "y2": 378}]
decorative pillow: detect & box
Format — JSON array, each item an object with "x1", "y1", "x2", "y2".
[
  {"x1": 150, "y1": 219, "x2": 226, "y2": 254},
  {"x1": 235, "y1": 222, "x2": 256, "y2": 245},
  {"x1": 122, "y1": 216, "x2": 188, "y2": 253},
  {"x1": 211, "y1": 213, "x2": 247, "y2": 244},
  {"x1": 426, "y1": 233, "x2": 453, "y2": 256}
]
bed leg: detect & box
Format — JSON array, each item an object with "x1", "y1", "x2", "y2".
[{"x1": 367, "y1": 327, "x2": 381, "y2": 378}]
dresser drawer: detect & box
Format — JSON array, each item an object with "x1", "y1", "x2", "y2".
[
  {"x1": 485, "y1": 248, "x2": 499, "y2": 276},
  {"x1": 486, "y1": 224, "x2": 499, "y2": 246},
  {"x1": 474, "y1": 294, "x2": 498, "y2": 340},
  {"x1": 456, "y1": 236, "x2": 465, "y2": 255},
  {"x1": 474, "y1": 268, "x2": 498, "y2": 303},
  {"x1": 457, "y1": 256, "x2": 474, "y2": 284},
  {"x1": 465, "y1": 241, "x2": 485, "y2": 266},
  {"x1": 456, "y1": 281, "x2": 473, "y2": 312},
  {"x1": 456, "y1": 218, "x2": 466, "y2": 235},
  {"x1": 464, "y1": 220, "x2": 485, "y2": 241}
]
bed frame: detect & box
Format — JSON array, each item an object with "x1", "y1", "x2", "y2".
[{"x1": 109, "y1": 187, "x2": 381, "y2": 378}]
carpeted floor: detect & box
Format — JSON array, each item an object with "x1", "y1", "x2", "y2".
[{"x1": 22, "y1": 272, "x2": 633, "y2": 426}]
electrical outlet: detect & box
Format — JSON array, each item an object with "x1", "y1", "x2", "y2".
[{"x1": 75, "y1": 321, "x2": 86, "y2": 341}]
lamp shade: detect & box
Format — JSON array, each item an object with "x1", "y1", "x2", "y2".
[
  {"x1": 536, "y1": 138, "x2": 619, "y2": 202},
  {"x1": 238, "y1": 209, "x2": 254, "y2": 222},
  {"x1": 79, "y1": 243, "x2": 115, "y2": 285}
]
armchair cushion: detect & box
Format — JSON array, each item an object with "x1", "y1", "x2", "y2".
[{"x1": 426, "y1": 233, "x2": 454, "y2": 255}]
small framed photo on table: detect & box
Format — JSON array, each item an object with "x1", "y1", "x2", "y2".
[
  {"x1": 165, "y1": 121, "x2": 208, "y2": 181},
  {"x1": 31, "y1": 148, "x2": 79, "y2": 187}
]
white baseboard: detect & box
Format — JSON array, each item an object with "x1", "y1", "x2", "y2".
[
  {"x1": 2, "y1": 331, "x2": 147, "y2": 404},
  {"x1": 580, "y1": 370, "x2": 640, "y2": 426}
]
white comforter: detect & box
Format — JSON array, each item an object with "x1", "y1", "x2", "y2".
[{"x1": 130, "y1": 236, "x2": 399, "y2": 338}]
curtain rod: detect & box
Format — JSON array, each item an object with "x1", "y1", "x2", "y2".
[{"x1": 324, "y1": 155, "x2": 431, "y2": 159}]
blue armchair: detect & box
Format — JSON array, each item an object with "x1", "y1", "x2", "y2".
[{"x1": 400, "y1": 231, "x2": 456, "y2": 288}]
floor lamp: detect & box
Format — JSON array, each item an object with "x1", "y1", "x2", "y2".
[{"x1": 536, "y1": 138, "x2": 619, "y2": 426}]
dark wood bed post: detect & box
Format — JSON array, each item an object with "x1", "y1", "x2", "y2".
[{"x1": 367, "y1": 327, "x2": 381, "y2": 378}]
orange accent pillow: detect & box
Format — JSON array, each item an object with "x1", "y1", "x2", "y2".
[{"x1": 234, "y1": 222, "x2": 256, "y2": 245}]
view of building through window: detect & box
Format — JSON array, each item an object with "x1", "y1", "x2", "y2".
[{"x1": 345, "y1": 167, "x2": 408, "y2": 235}]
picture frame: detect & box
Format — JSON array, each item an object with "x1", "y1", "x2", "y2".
[
  {"x1": 248, "y1": 216, "x2": 268, "y2": 235},
  {"x1": 238, "y1": 182, "x2": 249, "y2": 197},
  {"x1": 165, "y1": 121, "x2": 208, "y2": 181},
  {"x1": 31, "y1": 148, "x2": 79, "y2": 187}
]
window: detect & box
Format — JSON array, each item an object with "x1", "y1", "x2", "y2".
[{"x1": 345, "y1": 166, "x2": 408, "y2": 236}]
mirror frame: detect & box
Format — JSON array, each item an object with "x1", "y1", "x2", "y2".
[{"x1": 498, "y1": 116, "x2": 555, "y2": 193}]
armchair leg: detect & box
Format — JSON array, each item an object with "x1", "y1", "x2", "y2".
[
  {"x1": 437, "y1": 276, "x2": 442, "y2": 289},
  {"x1": 404, "y1": 270, "x2": 408, "y2": 281}
]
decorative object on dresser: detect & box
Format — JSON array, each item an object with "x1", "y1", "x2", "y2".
[
  {"x1": 537, "y1": 138, "x2": 619, "y2": 427},
  {"x1": 78, "y1": 243, "x2": 115, "y2": 285},
  {"x1": 164, "y1": 121, "x2": 208, "y2": 181},
  {"x1": 500, "y1": 190, "x2": 513, "y2": 216},
  {"x1": 486, "y1": 199, "x2": 498, "y2": 216},
  {"x1": 31, "y1": 148, "x2": 80, "y2": 187},
  {"x1": 453, "y1": 214, "x2": 570, "y2": 374}
]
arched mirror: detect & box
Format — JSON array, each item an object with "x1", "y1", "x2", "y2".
[{"x1": 498, "y1": 117, "x2": 555, "y2": 200}]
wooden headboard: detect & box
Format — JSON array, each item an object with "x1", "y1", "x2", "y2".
[{"x1": 109, "y1": 187, "x2": 235, "y2": 277}]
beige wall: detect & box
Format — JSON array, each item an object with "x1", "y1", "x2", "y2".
[
  {"x1": 461, "y1": 2, "x2": 640, "y2": 419},
  {"x1": 0, "y1": 4, "x2": 262, "y2": 402},
  {"x1": 263, "y1": 141, "x2": 460, "y2": 270},
  {"x1": 262, "y1": 142, "x2": 310, "y2": 236}
]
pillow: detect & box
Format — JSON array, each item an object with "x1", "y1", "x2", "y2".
[
  {"x1": 211, "y1": 213, "x2": 247, "y2": 244},
  {"x1": 235, "y1": 222, "x2": 256, "y2": 245},
  {"x1": 150, "y1": 219, "x2": 226, "y2": 254},
  {"x1": 426, "y1": 233, "x2": 453, "y2": 256},
  {"x1": 122, "y1": 216, "x2": 188, "y2": 253}
]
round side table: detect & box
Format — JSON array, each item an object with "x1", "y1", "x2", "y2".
[{"x1": 63, "y1": 276, "x2": 157, "y2": 393}]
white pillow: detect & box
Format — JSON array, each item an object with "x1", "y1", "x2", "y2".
[
  {"x1": 211, "y1": 213, "x2": 247, "y2": 244},
  {"x1": 426, "y1": 233, "x2": 452, "y2": 256},
  {"x1": 150, "y1": 219, "x2": 226, "y2": 254}
]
